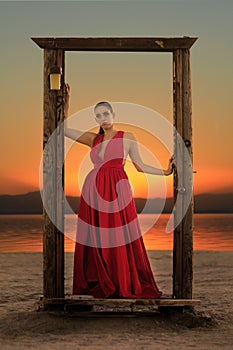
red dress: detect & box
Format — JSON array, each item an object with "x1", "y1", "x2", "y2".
[{"x1": 72, "y1": 130, "x2": 162, "y2": 298}]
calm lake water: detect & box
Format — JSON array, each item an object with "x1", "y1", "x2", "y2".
[{"x1": 0, "y1": 214, "x2": 232, "y2": 252}]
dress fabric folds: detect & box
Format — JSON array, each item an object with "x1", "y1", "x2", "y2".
[{"x1": 72, "y1": 130, "x2": 162, "y2": 299}]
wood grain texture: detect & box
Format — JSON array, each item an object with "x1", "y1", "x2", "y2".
[
  {"x1": 32, "y1": 37, "x2": 198, "y2": 52},
  {"x1": 181, "y1": 49, "x2": 193, "y2": 299},
  {"x1": 43, "y1": 49, "x2": 64, "y2": 298},
  {"x1": 37, "y1": 296, "x2": 200, "y2": 313},
  {"x1": 173, "y1": 49, "x2": 193, "y2": 299},
  {"x1": 173, "y1": 49, "x2": 184, "y2": 299}
]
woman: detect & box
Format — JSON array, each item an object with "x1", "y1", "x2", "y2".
[{"x1": 64, "y1": 83, "x2": 174, "y2": 299}]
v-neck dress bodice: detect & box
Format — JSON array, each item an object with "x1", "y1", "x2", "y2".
[
  {"x1": 90, "y1": 130, "x2": 125, "y2": 168},
  {"x1": 72, "y1": 130, "x2": 162, "y2": 299}
]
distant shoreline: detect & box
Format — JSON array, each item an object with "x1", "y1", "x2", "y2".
[
  {"x1": 0, "y1": 191, "x2": 232, "y2": 214},
  {"x1": 0, "y1": 212, "x2": 233, "y2": 215}
]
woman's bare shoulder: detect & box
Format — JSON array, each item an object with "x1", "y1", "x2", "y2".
[
  {"x1": 86, "y1": 131, "x2": 99, "y2": 138},
  {"x1": 89, "y1": 132, "x2": 102, "y2": 147},
  {"x1": 76, "y1": 131, "x2": 99, "y2": 147},
  {"x1": 123, "y1": 131, "x2": 137, "y2": 141}
]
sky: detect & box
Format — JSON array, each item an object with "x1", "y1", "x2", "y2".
[{"x1": 0, "y1": 0, "x2": 232, "y2": 199}]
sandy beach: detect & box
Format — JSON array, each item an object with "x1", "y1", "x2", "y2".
[{"x1": 0, "y1": 250, "x2": 233, "y2": 349}]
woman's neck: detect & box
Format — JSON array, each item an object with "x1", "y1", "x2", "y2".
[{"x1": 103, "y1": 127, "x2": 118, "y2": 139}]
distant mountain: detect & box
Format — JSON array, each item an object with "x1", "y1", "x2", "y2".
[
  {"x1": 193, "y1": 193, "x2": 233, "y2": 213},
  {"x1": 0, "y1": 191, "x2": 232, "y2": 214},
  {"x1": 0, "y1": 192, "x2": 43, "y2": 214}
]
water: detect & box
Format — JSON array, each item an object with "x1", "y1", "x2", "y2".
[{"x1": 0, "y1": 214, "x2": 232, "y2": 252}]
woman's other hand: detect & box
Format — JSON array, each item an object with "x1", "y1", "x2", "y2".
[
  {"x1": 64, "y1": 83, "x2": 70, "y2": 118},
  {"x1": 165, "y1": 157, "x2": 175, "y2": 176},
  {"x1": 64, "y1": 83, "x2": 70, "y2": 100}
]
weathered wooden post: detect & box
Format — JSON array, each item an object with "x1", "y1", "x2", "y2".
[
  {"x1": 173, "y1": 48, "x2": 193, "y2": 299},
  {"x1": 43, "y1": 48, "x2": 65, "y2": 298}
]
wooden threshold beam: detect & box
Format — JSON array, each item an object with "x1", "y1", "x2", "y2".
[
  {"x1": 36, "y1": 296, "x2": 200, "y2": 312},
  {"x1": 31, "y1": 37, "x2": 197, "y2": 52}
]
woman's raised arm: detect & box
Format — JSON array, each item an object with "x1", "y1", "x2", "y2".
[
  {"x1": 63, "y1": 83, "x2": 97, "y2": 148},
  {"x1": 127, "y1": 132, "x2": 174, "y2": 176}
]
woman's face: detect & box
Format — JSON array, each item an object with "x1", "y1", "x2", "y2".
[{"x1": 95, "y1": 106, "x2": 115, "y2": 129}]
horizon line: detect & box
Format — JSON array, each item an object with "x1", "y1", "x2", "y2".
[{"x1": 0, "y1": 190, "x2": 233, "y2": 198}]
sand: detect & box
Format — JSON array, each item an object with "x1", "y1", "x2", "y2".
[{"x1": 0, "y1": 250, "x2": 233, "y2": 349}]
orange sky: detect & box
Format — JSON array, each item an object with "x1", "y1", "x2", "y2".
[{"x1": 0, "y1": 1, "x2": 232, "y2": 198}]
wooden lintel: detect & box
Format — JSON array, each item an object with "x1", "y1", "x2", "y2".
[{"x1": 31, "y1": 37, "x2": 198, "y2": 52}]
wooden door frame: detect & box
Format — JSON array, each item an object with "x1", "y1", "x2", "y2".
[{"x1": 32, "y1": 37, "x2": 197, "y2": 302}]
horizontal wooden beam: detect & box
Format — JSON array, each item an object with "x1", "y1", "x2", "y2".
[
  {"x1": 36, "y1": 296, "x2": 200, "y2": 312},
  {"x1": 31, "y1": 37, "x2": 198, "y2": 52}
]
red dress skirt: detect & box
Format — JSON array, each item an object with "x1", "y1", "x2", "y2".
[{"x1": 72, "y1": 130, "x2": 162, "y2": 298}]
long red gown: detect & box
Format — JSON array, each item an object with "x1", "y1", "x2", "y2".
[{"x1": 72, "y1": 130, "x2": 162, "y2": 298}]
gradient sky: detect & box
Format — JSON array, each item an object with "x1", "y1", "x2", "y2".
[{"x1": 0, "y1": 0, "x2": 232, "y2": 198}]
